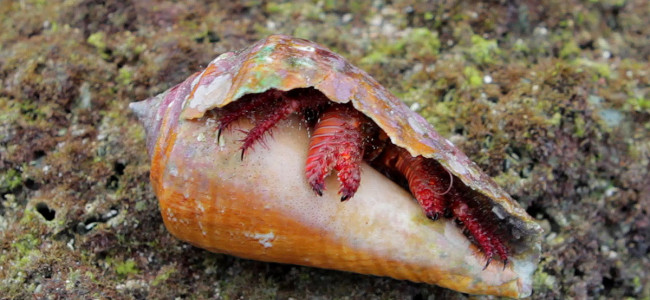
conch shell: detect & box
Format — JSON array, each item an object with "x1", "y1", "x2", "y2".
[{"x1": 130, "y1": 35, "x2": 542, "y2": 298}]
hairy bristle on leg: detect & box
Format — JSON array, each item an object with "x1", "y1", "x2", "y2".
[
  {"x1": 217, "y1": 90, "x2": 282, "y2": 140},
  {"x1": 450, "y1": 197, "x2": 499, "y2": 269},
  {"x1": 239, "y1": 97, "x2": 302, "y2": 159}
]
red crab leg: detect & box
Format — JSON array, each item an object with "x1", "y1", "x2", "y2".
[
  {"x1": 218, "y1": 89, "x2": 329, "y2": 159},
  {"x1": 305, "y1": 105, "x2": 365, "y2": 201},
  {"x1": 449, "y1": 193, "x2": 508, "y2": 268},
  {"x1": 377, "y1": 145, "x2": 509, "y2": 265},
  {"x1": 239, "y1": 96, "x2": 303, "y2": 159},
  {"x1": 217, "y1": 90, "x2": 281, "y2": 140},
  {"x1": 376, "y1": 145, "x2": 450, "y2": 220}
]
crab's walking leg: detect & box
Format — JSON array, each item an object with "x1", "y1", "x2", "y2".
[
  {"x1": 305, "y1": 105, "x2": 365, "y2": 201},
  {"x1": 217, "y1": 90, "x2": 281, "y2": 139},
  {"x1": 377, "y1": 145, "x2": 510, "y2": 265},
  {"x1": 449, "y1": 193, "x2": 508, "y2": 268},
  {"x1": 376, "y1": 145, "x2": 450, "y2": 220},
  {"x1": 239, "y1": 96, "x2": 302, "y2": 158}
]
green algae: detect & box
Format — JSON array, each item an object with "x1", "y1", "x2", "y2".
[
  {"x1": 151, "y1": 264, "x2": 177, "y2": 286},
  {"x1": 403, "y1": 28, "x2": 441, "y2": 58},
  {"x1": 463, "y1": 66, "x2": 483, "y2": 88},
  {"x1": 628, "y1": 96, "x2": 650, "y2": 111},
  {"x1": 468, "y1": 35, "x2": 501, "y2": 65},
  {"x1": 0, "y1": 169, "x2": 23, "y2": 194},
  {"x1": 87, "y1": 32, "x2": 110, "y2": 60},
  {"x1": 117, "y1": 66, "x2": 134, "y2": 86},
  {"x1": 115, "y1": 259, "x2": 139, "y2": 277},
  {"x1": 559, "y1": 40, "x2": 581, "y2": 59}
]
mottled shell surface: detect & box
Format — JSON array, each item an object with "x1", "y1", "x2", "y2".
[{"x1": 131, "y1": 35, "x2": 542, "y2": 298}]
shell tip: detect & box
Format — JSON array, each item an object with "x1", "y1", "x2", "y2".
[
  {"x1": 129, "y1": 100, "x2": 150, "y2": 124},
  {"x1": 129, "y1": 95, "x2": 165, "y2": 158}
]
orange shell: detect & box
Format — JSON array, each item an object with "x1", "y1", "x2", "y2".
[{"x1": 130, "y1": 35, "x2": 542, "y2": 298}]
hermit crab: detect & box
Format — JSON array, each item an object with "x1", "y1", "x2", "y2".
[{"x1": 130, "y1": 35, "x2": 542, "y2": 298}]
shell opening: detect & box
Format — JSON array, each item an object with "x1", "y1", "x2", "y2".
[{"x1": 214, "y1": 87, "x2": 534, "y2": 258}]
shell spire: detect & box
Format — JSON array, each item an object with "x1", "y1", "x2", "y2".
[
  {"x1": 130, "y1": 97, "x2": 161, "y2": 156},
  {"x1": 131, "y1": 71, "x2": 200, "y2": 158}
]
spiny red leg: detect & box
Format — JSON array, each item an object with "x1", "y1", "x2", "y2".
[
  {"x1": 374, "y1": 144, "x2": 509, "y2": 266},
  {"x1": 239, "y1": 96, "x2": 302, "y2": 159},
  {"x1": 449, "y1": 195, "x2": 508, "y2": 268},
  {"x1": 305, "y1": 106, "x2": 365, "y2": 201},
  {"x1": 217, "y1": 91, "x2": 280, "y2": 139},
  {"x1": 376, "y1": 145, "x2": 449, "y2": 220}
]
